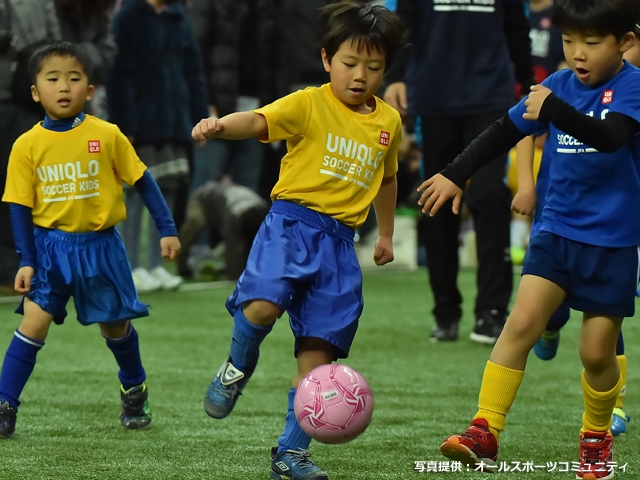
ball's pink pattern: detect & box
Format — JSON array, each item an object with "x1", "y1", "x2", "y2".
[{"x1": 294, "y1": 364, "x2": 374, "y2": 444}]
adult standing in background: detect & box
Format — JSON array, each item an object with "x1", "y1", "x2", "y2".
[
  {"x1": 54, "y1": 0, "x2": 117, "y2": 119},
  {"x1": 384, "y1": 0, "x2": 534, "y2": 344},
  {"x1": 106, "y1": 0, "x2": 208, "y2": 292},
  {"x1": 186, "y1": 0, "x2": 285, "y2": 197},
  {"x1": 0, "y1": 0, "x2": 61, "y2": 286}
]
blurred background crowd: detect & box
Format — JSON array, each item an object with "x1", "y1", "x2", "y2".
[{"x1": 0, "y1": 0, "x2": 569, "y2": 341}]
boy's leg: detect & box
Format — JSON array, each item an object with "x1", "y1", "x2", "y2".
[
  {"x1": 611, "y1": 331, "x2": 630, "y2": 434},
  {"x1": 441, "y1": 275, "x2": 565, "y2": 470},
  {"x1": 100, "y1": 320, "x2": 150, "y2": 429},
  {"x1": 270, "y1": 337, "x2": 331, "y2": 480},
  {"x1": 204, "y1": 300, "x2": 276, "y2": 419},
  {"x1": 576, "y1": 314, "x2": 621, "y2": 478},
  {"x1": 0, "y1": 298, "x2": 53, "y2": 437},
  {"x1": 533, "y1": 302, "x2": 571, "y2": 361}
]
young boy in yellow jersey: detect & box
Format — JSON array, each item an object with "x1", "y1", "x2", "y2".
[
  {"x1": 0, "y1": 41, "x2": 181, "y2": 438},
  {"x1": 191, "y1": 3, "x2": 406, "y2": 479}
]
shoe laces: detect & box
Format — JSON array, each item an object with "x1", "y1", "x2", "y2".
[
  {"x1": 580, "y1": 435, "x2": 611, "y2": 464},
  {"x1": 217, "y1": 382, "x2": 241, "y2": 400},
  {"x1": 285, "y1": 449, "x2": 316, "y2": 470}
]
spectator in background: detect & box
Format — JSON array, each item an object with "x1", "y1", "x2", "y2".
[
  {"x1": 528, "y1": 0, "x2": 566, "y2": 83},
  {"x1": 186, "y1": 0, "x2": 285, "y2": 196},
  {"x1": 54, "y1": 0, "x2": 116, "y2": 119},
  {"x1": 177, "y1": 180, "x2": 270, "y2": 281},
  {"x1": 0, "y1": 0, "x2": 61, "y2": 287},
  {"x1": 106, "y1": 0, "x2": 208, "y2": 292},
  {"x1": 384, "y1": 0, "x2": 534, "y2": 344},
  {"x1": 54, "y1": 0, "x2": 116, "y2": 85}
]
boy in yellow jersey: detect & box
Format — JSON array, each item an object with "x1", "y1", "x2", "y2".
[
  {"x1": 0, "y1": 41, "x2": 181, "y2": 438},
  {"x1": 191, "y1": 3, "x2": 406, "y2": 479}
]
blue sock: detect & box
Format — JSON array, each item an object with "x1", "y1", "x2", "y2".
[
  {"x1": 104, "y1": 325, "x2": 146, "y2": 390},
  {"x1": 0, "y1": 330, "x2": 44, "y2": 411},
  {"x1": 616, "y1": 331, "x2": 625, "y2": 356},
  {"x1": 229, "y1": 308, "x2": 272, "y2": 373},
  {"x1": 277, "y1": 388, "x2": 312, "y2": 453}
]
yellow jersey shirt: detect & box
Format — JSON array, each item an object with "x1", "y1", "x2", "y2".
[
  {"x1": 2, "y1": 115, "x2": 147, "y2": 232},
  {"x1": 254, "y1": 83, "x2": 402, "y2": 229}
]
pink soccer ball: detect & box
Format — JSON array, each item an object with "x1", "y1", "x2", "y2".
[{"x1": 294, "y1": 363, "x2": 374, "y2": 444}]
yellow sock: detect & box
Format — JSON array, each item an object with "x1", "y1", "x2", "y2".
[
  {"x1": 615, "y1": 355, "x2": 627, "y2": 409},
  {"x1": 581, "y1": 369, "x2": 623, "y2": 433},
  {"x1": 475, "y1": 361, "x2": 525, "y2": 441}
]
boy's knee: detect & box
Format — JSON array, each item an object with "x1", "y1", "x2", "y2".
[
  {"x1": 242, "y1": 300, "x2": 281, "y2": 326},
  {"x1": 579, "y1": 347, "x2": 615, "y2": 374},
  {"x1": 99, "y1": 320, "x2": 131, "y2": 340},
  {"x1": 19, "y1": 299, "x2": 54, "y2": 341}
]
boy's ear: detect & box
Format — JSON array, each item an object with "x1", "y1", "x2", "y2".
[
  {"x1": 31, "y1": 85, "x2": 40, "y2": 103},
  {"x1": 321, "y1": 48, "x2": 331, "y2": 73},
  {"x1": 86, "y1": 84, "x2": 95, "y2": 102},
  {"x1": 620, "y1": 31, "x2": 636, "y2": 53}
]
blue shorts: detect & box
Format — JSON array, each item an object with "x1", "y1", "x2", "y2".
[
  {"x1": 226, "y1": 200, "x2": 362, "y2": 359},
  {"x1": 522, "y1": 231, "x2": 639, "y2": 317},
  {"x1": 18, "y1": 227, "x2": 149, "y2": 325}
]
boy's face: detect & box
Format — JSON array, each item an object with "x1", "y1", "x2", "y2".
[
  {"x1": 562, "y1": 31, "x2": 635, "y2": 86},
  {"x1": 31, "y1": 55, "x2": 94, "y2": 120},
  {"x1": 322, "y1": 39, "x2": 385, "y2": 113},
  {"x1": 623, "y1": 36, "x2": 640, "y2": 68}
]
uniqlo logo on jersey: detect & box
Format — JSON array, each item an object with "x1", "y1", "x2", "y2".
[
  {"x1": 88, "y1": 140, "x2": 101, "y2": 153},
  {"x1": 379, "y1": 131, "x2": 390, "y2": 146},
  {"x1": 602, "y1": 90, "x2": 614, "y2": 104}
]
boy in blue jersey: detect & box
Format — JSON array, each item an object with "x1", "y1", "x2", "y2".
[
  {"x1": 0, "y1": 41, "x2": 181, "y2": 438},
  {"x1": 191, "y1": 4, "x2": 406, "y2": 479},
  {"x1": 510, "y1": 29, "x2": 640, "y2": 439},
  {"x1": 417, "y1": 0, "x2": 640, "y2": 477}
]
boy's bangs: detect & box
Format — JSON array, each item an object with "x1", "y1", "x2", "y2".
[
  {"x1": 349, "y1": 36, "x2": 385, "y2": 57},
  {"x1": 552, "y1": 1, "x2": 635, "y2": 39}
]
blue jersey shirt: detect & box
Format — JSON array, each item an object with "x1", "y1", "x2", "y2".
[{"x1": 510, "y1": 62, "x2": 640, "y2": 247}]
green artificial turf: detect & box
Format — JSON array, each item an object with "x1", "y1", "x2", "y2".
[{"x1": 0, "y1": 269, "x2": 637, "y2": 479}]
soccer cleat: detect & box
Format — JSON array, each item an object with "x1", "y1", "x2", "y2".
[
  {"x1": 120, "y1": 383, "x2": 152, "y2": 429},
  {"x1": 470, "y1": 310, "x2": 504, "y2": 345},
  {"x1": 0, "y1": 401, "x2": 16, "y2": 438},
  {"x1": 204, "y1": 358, "x2": 252, "y2": 419},
  {"x1": 430, "y1": 322, "x2": 459, "y2": 342},
  {"x1": 270, "y1": 447, "x2": 329, "y2": 480},
  {"x1": 577, "y1": 430, "x2": 614, "y2": 479},
  {"x1": 533, "y1": 331, "x2": 561, "y2": 361},
  {"x1": 440, "y1": 418, "x2": 498, "y2": 472},
  {"x1": 610, "y1": 408, "x2": 630, "y2": 437}
]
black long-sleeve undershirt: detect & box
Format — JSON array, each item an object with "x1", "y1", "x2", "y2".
[{"x1": 441, "y1": 96, "x2": 640, "y2": 189}]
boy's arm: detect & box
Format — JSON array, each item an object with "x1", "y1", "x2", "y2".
[
  {"x1": 133, "y1": 171, "x2": 178, "y2": 238},
  {"x1": 440, "y1": 114, "x2": 526, "y2": 189},
  {"x1": 192, "y1": 112, "x2": 268, "y2": 141},
  {"x1": 9, "y1": 204, "x2": 37, "y2": 269},
  {"x1": 417, "y1": 115, "x2": 526, "y2": 216},
  {"x1": 511, "y1": 136, "x2": 537, "y2": 216},
  {"x1": 536, "y1": 93, "x2": 640, "y2": 153},
  {"x1": 372, "y1": 175, "x2": 397, "y2": 266}
]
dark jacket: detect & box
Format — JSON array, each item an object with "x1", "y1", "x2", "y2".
[
  {"x1": 187, "y1": 0, "x2": 287, "y2": 116},
  {"x1": 54, "y1": 0, "x2": 117, "y2": 84},
  {"x1": 106, "y1": 0, "x2": 208, "y2": 145},
  {"x1": 387, "y1": 0, "x2": 534, "y2": 116}
]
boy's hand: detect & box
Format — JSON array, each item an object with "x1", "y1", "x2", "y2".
[
  {"x1": 523, "y1": 85, "x2": 552, "y2": 121},
  {"x1": 192, "y1": 118, "x2": 225, "y2": 141},
  {"x1": 417, "y1": 174, "x2": 463, "y2": 216},
  {"x1": 373, "y1": 235, "x2": 394, "y2": 266},
  {"x1": 161, "y1": 236, "x2": 181, "y2": 260},
  {"x1": 15, "y1": 266, "x2": 34, "y2": 294},
  {"x1": 511, "y1": 188, "x2": 537, "y2": 216}
]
